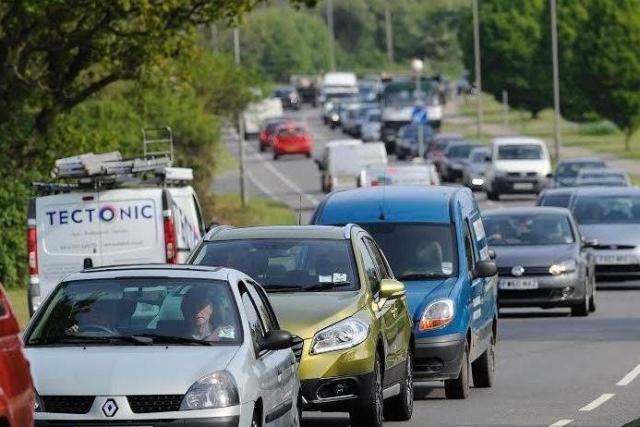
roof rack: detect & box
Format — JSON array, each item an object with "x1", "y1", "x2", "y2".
[{"x1": 142, "y1": 127, "x2": 174, "y2": 160}]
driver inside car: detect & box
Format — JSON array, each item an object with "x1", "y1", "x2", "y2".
[{"x1": 180, "y1": 286, "x2": 236, "y2": 342}]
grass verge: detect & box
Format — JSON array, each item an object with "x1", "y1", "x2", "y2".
[
  {"x1": 5, "y1": 287, "x2": 28, "y2": 328},
  {"x1": 215, "y1": 141, "x2": 238, "y2": 176},
  {"x1": 456, "y1": 93, "x2": 640, "y2": 158},
  {"x1": 210, "y1": 194, "x2": 295, "y2": 226}
]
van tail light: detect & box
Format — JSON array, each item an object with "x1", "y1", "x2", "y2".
[
  {"x1": 163, "y1": 210, "x2": 177, "y2": 264},
  {"x1": 27, "y1": 225, "x2": 38, "y2": 275}
]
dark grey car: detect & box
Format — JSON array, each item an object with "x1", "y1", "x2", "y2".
[
  {"x1": 483, "y1": 207, "x2": 596, "y2": 316},
  {"x1": 552, "y1": 157, "x2": 606, "y2": 187}
]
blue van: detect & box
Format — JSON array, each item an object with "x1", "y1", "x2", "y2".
[{"x1": 311, "y1": 186, "x2": 498, "y2": 399}]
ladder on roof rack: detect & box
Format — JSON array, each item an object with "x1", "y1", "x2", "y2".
[{"x1": 142, "y1": 127, "x2": 174, "y2": 160}]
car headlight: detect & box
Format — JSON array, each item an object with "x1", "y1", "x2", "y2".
[
  {"x1": 310, "y1": 317, "x2": 369, "y2": 355},
  {"x1": 180, "y1": 371, "x2": 239, "y2": 410},
  {"x1": 419, "y1": 299, "x2": 454, "y2": 331},
  {"x1": 549, "y1": 259, "x2": 577, "y2": 275}
]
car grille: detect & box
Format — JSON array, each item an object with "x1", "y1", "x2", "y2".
[
  {"x1": 291, "y1": 335, "x2": 304, "y2": 363},
  {"x1": 499, "y1": 289, "x2": 554, "y2": 299},
  {"x1": 41, "y1": 396, "x2": 95, "y2": 414},
  {"x1": 127, "y1": 395, "x2": 183, "y2": 413},
  {"x1": 596, "y1": 265, "x2": 640, "y2": 274},
  {"x1": 498, "y1": 266, "x2": 551, "y2": 276},
  {"x1": 593, "y1": 244, "x2": 636, "y2": 250}
]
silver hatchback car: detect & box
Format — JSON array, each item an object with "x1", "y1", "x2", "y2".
[{"x1": 24, "y1": 265, "x2": 301, "y2": 427}]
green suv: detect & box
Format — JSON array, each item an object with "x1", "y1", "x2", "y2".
[{"x1": 189, "y1": 224, "x2": 414, "y2": 427}]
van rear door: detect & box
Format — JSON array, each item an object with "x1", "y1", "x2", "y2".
[
  {"x1": 97, "y1": 189, "x2": 164, "y2": 266},
  {"x1": 167, "y1": 187, "x2": 204, "y2": 263},
  {"x1": 36, "y1": 192, "x2": 101, "y2": 297}
]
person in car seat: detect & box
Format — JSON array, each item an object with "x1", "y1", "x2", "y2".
[{"x1": 181, "y1": 286, "x2": 236, "y2": 341}]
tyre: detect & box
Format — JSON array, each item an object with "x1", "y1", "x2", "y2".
[
  {"x1": 444, "y1": 341, "x2": 470, "y2": 399},
  {"x1": 251, "y1": 406, "x2": 261, "y2": 427},
  {"x1": 305, "y1": 152, "x2": 311, "y2": 159},
  {"x1": 571, "y1": 295, "x2": 589, "y2": 317},
  {"x1": 472, "y1": 328, "x2": 496, "y2": 388},
  {"x1": 273, "y1": 153, "x2": 279, "y2": 161},
  {"x1": 487, "y1": 189, "x2": 499, "y2": 201},
  {"x1": 384, "y1": 350, "x2": 414, "y2": 421},
  {"x1": 350, "y1": 356, "x2": 383, "y2": 427},
  {"x1": 259, "y1": 143, "x2": 266, "y2": 153},
  {"x1": 589, "y1": 280, "x2": 597, "y2": 312}
]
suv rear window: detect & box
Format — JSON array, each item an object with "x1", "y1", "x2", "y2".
[{"x1": 498, "y1": 144, "x2": 543, "y2": 160}]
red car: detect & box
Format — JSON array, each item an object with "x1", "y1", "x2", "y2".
[
  {"x1": 0, "y1": 285, "x2": 34, "y2": 427},
  {"x1": 270, "y1": 123, "x2": 313, "y2": 160}
]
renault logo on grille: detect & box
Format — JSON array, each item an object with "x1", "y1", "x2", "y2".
[
  {"x1": 102, "y1": 399, "x2": 118, "y2": 417},
  {"x1": 512, "y1": 265, "x2": 525, "y2": 277}
]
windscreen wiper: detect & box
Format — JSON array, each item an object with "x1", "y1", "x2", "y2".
[
  {"x1": 305, "y1": 281, "x2": 352, "y2": 291},
  {"x1": 396, "y1": 273, "x2": 446, "y2": 281},
  {"x1": 131, "y1": 333, "x2": 214, "y2": 346}
]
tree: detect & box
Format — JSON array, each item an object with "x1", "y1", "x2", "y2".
[
  {"x1": 459, "y1": 0, "x2": 551, "y2": 118},
  {"x1": 559, "y1": 0, "x2": 640, "y2": 151}
]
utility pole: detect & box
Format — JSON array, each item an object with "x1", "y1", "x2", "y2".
[
  {"x1": 550, "y1": 0, "x2": 561, "y2": 160},
  {"x1": 234, "y1": 27, "x2": 248, "y2": 206},
  {"x1": 502, "y1": 90, "x2": 509, "y2": 129},
  {"x1": 384, "y1": 4, "x2": 395, "y2": 65},
  {"x1": 327, "y1": 0, "x2": 336, "y2": 71},
  {"x1": 472, "y1": 0, "x2": 483, "y2": 140}
]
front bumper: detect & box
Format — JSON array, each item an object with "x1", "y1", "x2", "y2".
[
  {"x1": 492, "y1": 176, "x2": 548, "y2": 194},
  {"x1": 35, "y1": 417, "x2": 239, "y2": 427},
  {"x1": 592, "y1": 250, "x2": 640, "y2": 280},
  {"x1": 301, "y1": 372, "x2": 374, "y2": 412},
  {"x1": 497, "y1": 272, "x2": 586, "y2": 308},
  {"x1": 413, "y1": 333, "x2": 465, "y2": 380}
]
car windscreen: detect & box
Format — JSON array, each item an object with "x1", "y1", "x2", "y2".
[
  {"x1": 447, "y1": 144, "x2": 478, "y2": 159},
  {"x1": 470, "y1": 150, "x2": 488, "y2": 163},
  {"x1": 497, "y1": 144, "x2": 543, "y2": 160},
  {"x1": 483, "y1": 214, "x2": 575, "y2": 246},
  {"x1": 193, "y1": 239, "x2": 359, "y2": 292},
  {"x1": 572, "y1": 195, "x2": 640, "y2": 224},
  {"x1": 278, "y1": 127, "x2": 306, "y2": 137},
  {"x1": 539, "y1": 193, "x2": 572, "y2": 208},
  {"x1": 26, "y1": 278, "x2": 241, "y2": 346},
  {"x1": 366, "y1": 112, "x2": 382, "y2": 122},
  {"x1": 556, "y1": 161, "x2": 606, "y2": 177},
  {"x1": 358, "y1": 223, "x2": 458, "y2": 280}
]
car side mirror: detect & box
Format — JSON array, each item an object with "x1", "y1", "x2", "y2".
[
  {"x1": 487, "y1": 248, "x2": 497, "y2": 260},
  {"x1": 582, "y1": 237, "x2": 598, "y2": 248},
  {"x1": 474, "y1": 260, "x2": 497, "y2": 278},
  {"x1": 259, "y1": 330, "x2": 293, "y2": 352},
  {"x1": 379, "y1": 279, "x2": 406, "y2": 299}
]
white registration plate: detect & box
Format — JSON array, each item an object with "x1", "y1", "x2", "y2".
[
  {"x1": 513, "y1": 182, "x2": 534, "y2": 190},
  {"x1": 499, "y1": 278, "x2": 539, "y2": 290},
  {"x1": 595, "y1": 255, "x2": 637, "y2": 265}
]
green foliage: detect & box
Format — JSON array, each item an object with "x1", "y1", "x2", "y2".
[
  {"x1": 577, "y1": 121, "x2": 618, "y2": 136},
  {"x1": 459, "y1": 0, "x2": 551, "y2": 118}
]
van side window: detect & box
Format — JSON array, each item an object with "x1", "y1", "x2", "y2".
[
  {"x1": 463, "y1": 221, "x2": 476, "y2": 274},
  {"x1": 359, "y1": 238, "x2": 381, "y2": 295}
]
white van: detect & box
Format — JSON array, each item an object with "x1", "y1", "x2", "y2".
[
  {"x1": 243, "y1": 97, "x2": 284, "y2": 136},
  {"x1": 316, "y1": 140, "x2": 388, "y2": 192},
  {"x1": 26, "y1": 153, "x2": 205, "y2": 314},
  {"x1": 484, "y1": 137, "x2": 552, "y2": 200}
]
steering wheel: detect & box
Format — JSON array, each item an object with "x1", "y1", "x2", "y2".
[{"x1": 80, "y1": 324, "x2": 118, "y2": 334}]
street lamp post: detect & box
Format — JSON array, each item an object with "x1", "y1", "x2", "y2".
[
  {"x1": 234, "y1": 27, "x2": 247, "y2": 206},
  {"x1": 550, "y1": 0, "x2": 561, "y2": 160},
  {"x1": 412, "y1": 58, "x2": 425, "y2": 159},
  {"x1": 472, "y1": 0, "x2": 483, "y2": 140},
  {"x1": 327, "y1": 0, "x2": 336, "y2": 71}
]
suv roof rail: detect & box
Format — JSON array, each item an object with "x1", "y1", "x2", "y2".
[
  {"x1": 205, "y1": 225, "x2": 235, "y2": 241},
  {"x1": 344, "y1": 223, "x2": 357, "y2": 239}
]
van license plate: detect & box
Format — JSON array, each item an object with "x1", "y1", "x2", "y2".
[
  {"x1": 595, "y1": 255, "x2": 636, "y2": 265},
  {"x1": 513, "y1": 182, "x2": 534, "y2": 190},
  {"x1": 499, "y1": 279, "x2": 538, "y2": 290}
]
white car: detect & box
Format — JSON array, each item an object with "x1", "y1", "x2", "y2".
[
  {"x1": 25, "y1": 265, "x2": 301, "y2": 427},
  {"x1": 484, "y1": 137, "x2": 552, "y2": 200}
]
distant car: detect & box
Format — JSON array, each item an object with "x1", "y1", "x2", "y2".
[
  {"x1": 361, "y1": 108, "x2": 382, "y2": 142},
  {"x1": 272, "y1": 86, "x2": 301, "y2": 110},
  {"x1": 342, "y1": 103, "x2": 379, "y2": 137},
  {"x1": 483, "y1": 208, "x2": 596, "y2": 316},
  {"x1": 358, "y1": 81, "x2": 379, "y2": 103},
  {"x1": 428, "y1": 133, "x2": 466, "y2": 175},
  {"x1": 553, "y1": 157, "x2": 607, "y2": 187},
  {"x1": 191, "y1": 225, "x2": 414, "y2": 427},
  {"x1": 484, "y1": 137, "x2": 552, "y2": 200},
  {"x1": 537, "y1": 188, "x2": 577, "y2": 208},
  {"x1": 258, "y1": 117, "x2": 289, "y2": 152},
  {"x1": 0, "y1": 284, "x2": 34, "y2": 427},
  {"x1": 25, "y1": 265, "x2": 301, "y2": 426},
  {"x1": 570, "y1": 187, "x2": 640, "y2": 281},
  {"x1": 395, "y1": 123, "x2": 436, "y2": 160},
  {"x1": 361, "y1": 162, "x2": 440, "y2": 187},
  {"x1": 270, "y1": 123, "x2": 313, "y2": 160},
  {"x1": 575, "y1": 168, "x2": 631, "y2": 187},
  {"x1": 462, "y1": 147, "x2": 490, "y2": 191},
  {"x1": 441, "y1": 141, "x2": 483, "y2": 182}
]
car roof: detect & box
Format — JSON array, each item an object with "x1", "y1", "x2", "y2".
[
  {"x1": 574, "y1": 187, "x2": 640, "y2": 196},
  {"x1": 578, "y1": 167, "x2": 626, "y2": 175},
  {"x1": 206, "y1": 225, "x2": 350, "y2": 241},
  {"x1": 315, "y1": 186, "x2": 460, "y2": 224},
  {"x1": 62, "y1": 264, "x2": 228, "y2": 282},
  {"x1": 541, "y1": 187, "x2": 578, "y2": 195},
  {"x1": 492, "y1": 137, "x2": 545, "y2": 146},
  {"x1": 482, "y1": 206, "x2": 571, "y2": 217}
]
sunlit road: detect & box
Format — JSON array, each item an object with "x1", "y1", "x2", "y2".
[{"x1": 221, "y1": 106, "x2": 640, "y2": 427}]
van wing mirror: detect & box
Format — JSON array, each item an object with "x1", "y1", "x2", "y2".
[
  {"x1": 379, "y1": 279, "x2": 406, "y2": 299},
  {"x1": 474, "y1": 260, "x2": 497, "y2": 278}
]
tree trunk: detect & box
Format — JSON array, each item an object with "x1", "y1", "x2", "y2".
[{"x1": 531, "y1": 110, "x2": 540, "y2": 119}]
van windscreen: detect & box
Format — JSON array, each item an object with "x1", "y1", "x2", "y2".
[
  {"x1": 358, "y1": 223, "x2": 458, "y2": 280},
  {"x1": 498, "y1": 144, "x2": 543, "y2": 160}
]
